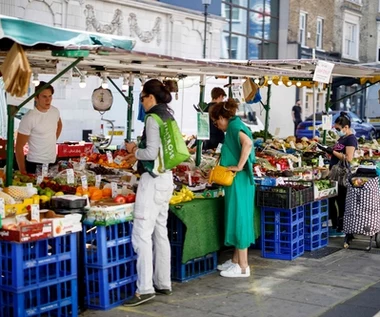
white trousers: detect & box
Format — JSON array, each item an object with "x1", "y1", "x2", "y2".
[{"x1": 132, "y1": 171, "x2": 173, "y2": 294}]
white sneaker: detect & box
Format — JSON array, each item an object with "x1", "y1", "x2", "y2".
[
  {"x1": 217, "y1": 259, "x2": 234, "y2": 271},
  {"x1": 220, "y1": 264, "x2": 250, "y2": 278}
]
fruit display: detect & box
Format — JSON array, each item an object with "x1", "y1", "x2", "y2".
[
  {"x1": 170, "y1": 186, "x2": 195, "y2": 205},
  {"x1": 86, "y1": 150, "x2": 135, "y2": 169}
]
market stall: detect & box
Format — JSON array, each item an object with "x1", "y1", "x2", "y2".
[{"x1": 3, "y1": 13, "x2": 380, "y2": 316}]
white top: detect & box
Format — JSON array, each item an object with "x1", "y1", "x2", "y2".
[{"x1": 18, "y1": 106, "x2": 60, "y2": 164}]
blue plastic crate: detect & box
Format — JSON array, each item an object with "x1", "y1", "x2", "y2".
[
  {"x1": 304, "y1": 200, "x2": 329, "y2": 251},
  {"x1": 0, "y1": 233, "x2": 77, "y2": 292},
  {"x1": 167, "y1": 211, "x2": 185, "y2": 246},
  {"x1": 261, "y1": 205, "x2": 305, "y2": 260},
  {"x1": 171, "y1": 244, "x2": 217, "y2": 282},
  {"x1": 83, "y1": 222, "x2": 135, "y2": 267},
  {"x1": 0, "y1": 278, "x2": 78, "y2": 317},
  {"x1": 85, "y1": 259, "x2": 137, "y2": 310}
]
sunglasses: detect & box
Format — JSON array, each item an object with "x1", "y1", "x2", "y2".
[{"x1": 140, "y1": 95, "x2": 148, "y2": 103}]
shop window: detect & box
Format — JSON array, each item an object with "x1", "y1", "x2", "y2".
[{"x1": 343, "y1": 18, "x2": 359, "y2": 60}]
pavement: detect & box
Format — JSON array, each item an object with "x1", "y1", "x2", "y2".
[{"x1": 82, "y1": 236, "x2": 380, "y2": 317}]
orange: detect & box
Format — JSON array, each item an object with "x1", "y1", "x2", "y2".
[
  {"x1": 102, "y1": 188, "x2": 112, "y2": 198},
  {"x1": 90, "y1": 189, "x2": 103, "y2": 201}
]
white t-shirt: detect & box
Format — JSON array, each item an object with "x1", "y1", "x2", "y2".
[{"x1": 18, "y1": 106, "x2": 60, "y2": 164}]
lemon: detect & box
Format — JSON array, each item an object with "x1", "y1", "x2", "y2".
[{"x1": 55, "y1": 191, "x2": 64, "y2": 197}]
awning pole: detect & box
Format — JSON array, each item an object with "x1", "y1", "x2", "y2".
[
  {"x1": 5, "y1": 105, "x2": 15, "y2": 186},
  {"x1": 127, "y1": 74, "x2": 135, "y2": 141},
  {"x1": 5, "y1": 57, "x2": 82, "y2": 187},
  {"x1": 322, "y1": 83, "x2": 332, "y2": 144},
  {"x1": 313, "y1": 85, "x2": 316, "y2": 138},
  {"x1": 195, "y1": 75, "x2": 206, "y2": 166},
  {"x1": 107, "y1": 75, "x2": 134, "y2": 141},
  {"x1": 264, "y1": 85, "x2": 271, "y2": 141}
]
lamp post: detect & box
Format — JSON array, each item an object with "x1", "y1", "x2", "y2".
[{"x1": 202, "y1": 0, "x2": 211, "y2": 59}]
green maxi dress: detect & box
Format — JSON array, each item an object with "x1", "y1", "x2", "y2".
[{"x1": 220, "y1": 116, "x2": 256, "y2": 249}]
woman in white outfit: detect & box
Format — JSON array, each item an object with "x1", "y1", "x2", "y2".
[{"x1": 123, "y1": 79, "x2": 174, "y2": 307}]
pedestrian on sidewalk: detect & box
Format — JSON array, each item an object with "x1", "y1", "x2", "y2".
[
  {"x1": 292, "y1": 99, "x2": 302, "y2": 137},
  {"x1": 209, "y1": 98, "x2": 256, "y2": 278}
]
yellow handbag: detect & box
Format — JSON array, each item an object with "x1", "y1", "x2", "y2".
[{"x1": 208, "y1": 162, "x2": 236, "y2": 187}]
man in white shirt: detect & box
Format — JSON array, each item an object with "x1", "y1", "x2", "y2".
[{"x1": 16, "y1": 82, "x2": 62, "y2": 174}]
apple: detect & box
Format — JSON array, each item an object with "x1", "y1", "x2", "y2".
[{"x1": 114, "y1": 195, "x2": 126, "y2": 204}]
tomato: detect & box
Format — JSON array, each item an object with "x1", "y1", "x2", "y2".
[
  {"x1": 125, "y1": 194, "x2": 136, "y2": 203},
  {"x1": 114, "y1": 195, "x2": 127, "y2": 204}
]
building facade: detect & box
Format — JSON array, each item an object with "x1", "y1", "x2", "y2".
[{"x1": 0, "y1": 0, "x2": 226, "y2": 141}]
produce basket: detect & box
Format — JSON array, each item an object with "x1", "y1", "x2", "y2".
[{"x1": 256, "y1": 181, "x2": 313, "y2": 209}]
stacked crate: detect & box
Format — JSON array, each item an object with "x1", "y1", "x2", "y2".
[
  {"x1": 167, "y1": 212, "x2": 217, "y2": 282},
  {"x1": 261, "y1": 205, "x2": 305, "y2": 260},
  {"x1": 304, "y1": 199, "x2": 329, "y2": 251},
  {"x1": 0, "y1": 234, "x2": 78, "y2": 317},
  {"x1": 82, "y1": 222, "x2": 137, "y2": 310}
]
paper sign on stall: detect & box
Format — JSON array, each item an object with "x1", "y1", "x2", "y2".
[
  {"x1": 197, "y1": 112, "x2": 210, "y2": 140},
  {"x1": 95, "y1": 175, "x2": 101, "y2": 188},
  {"x1": 0, "y1": 198, "x2": 4, "y2": 218},
  {"x1": 111, "y1": 182, "x2": 118, "y2": 198},
  {"x1": 322, "y1": 115, "x2": 333, "y2": 130},
  {"x1": 313, "y1": 61, "x2": 335, "y2": 84}
]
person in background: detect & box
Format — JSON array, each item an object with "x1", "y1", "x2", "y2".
[
  {"x1": 292, "y1": 99, "x2": 302, "y2": 137},
  {"x1": 203, "y1": 87, "x2": 227, "y2": 150},
  {"x1": 209, "y1": 98, "x2": 256, "y2": 278},
  {"x1": 317, "y1": 112, "x2": 358, "y2": 237},
  {"x1": 16, "y1": 82, "x2": 62, "y2": 174},
  {"x1": 123, "y1": 79, "x2": 174, "y2": 307}
]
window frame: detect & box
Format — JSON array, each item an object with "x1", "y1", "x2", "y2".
[
  {"x1": 299, "y1": 12, "x2": 307, "y2": 47},
  {"x1": 316, "y1": 17, "x2": 323, "y2": 50},
  {"x1": 342, "y1": 12, "x2": 360, "y2": 60}
]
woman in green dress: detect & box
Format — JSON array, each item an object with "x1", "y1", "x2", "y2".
[{"x1": 209, "y1": 98, "x2": 255, "y2": 278}]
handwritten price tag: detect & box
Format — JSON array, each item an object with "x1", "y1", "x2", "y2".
[
  {"x1": 254, "y1": 166, "x2": 262, "y2": 177},
  {"x1": 277, "y1": 177, "x2": 285, "y2": 185},
  {"x1": 31, "y1": 204, "x2": 40, "y2": 222},
  {"x1": 0, "y1": 198, "x2": 4, "y2": 218},
  {"x1": 95, "y1": 175, "x2": 101, "y2": 188},
  {"x1": 114, "y1": 156, "x2": 123, "y2": 165},
  {"x1": 288, "y1": 159, "x2": 294, "y2": 170},
  {"x1": 81, "y1": 175, "x2": 88, "y2": 191},
  {"x1": 79, "y1": 157, "x2": 86, "y2": 170},
  {"x1": 67, "y1": 169, "x2": 75, "y2": 185},
  {"x1": 276, "y1": 163, "x2": 281, "y2": 171},
  {"x1": 111, "y1": 182, "x2": 118, "y2": 198},
  {"x1": 37, "y1": 176, "x2": 43, "y2": 185},
  {"x1": 42, "y1": 164, "x2": 49, "y2": 178},
  {"x1": 26, "y1": 183, "x2": 33, "y2": 189},
  {"x1": 106, "y1": 151, "x2": 113, "y2": 164}
]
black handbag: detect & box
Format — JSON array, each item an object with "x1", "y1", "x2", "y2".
[{"x1": 329, "y1": 159, "x2": 351, "y2": 187}]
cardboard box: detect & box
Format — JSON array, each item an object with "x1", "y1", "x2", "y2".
[
  {"x1": 40, "y1": 210, "x2": 82, "y2": 237},
  {"x1": 314, "y1": 181, "x2": 338, "y2": 200},
  {"x1": 84, "y1": 201, "x2": 134, "y2": 226},
  {"x1": 0, "y1": 221, "x2": 52, "y2": 242}
]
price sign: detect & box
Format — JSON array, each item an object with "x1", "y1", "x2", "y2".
[
  {"x1": 111, "y1": 182, "x2": 118, "y2": 198},
  {"x1": 31, "y1": 204, "x2": 40, "y2": 222},
  {"x1": 114, "y1": 156, "x2": 123, "y2": 165},
  {"x1": 106, "y1": 151, "x2": 113, "y2": 164},
  {"x1": 80, "y1": 157, "x2": 86, "y2": 170},
  {"x1": 67, "y1": 169, "x2": 75, "y2": 185},
  {"x1": 277, "y1": 177, "x2": 285, "y2": 185},
  {"x1": 318, "y1": 155, "x2": 324, "y2": 167},
  {"x1": 36, "y1": 176, "x2": 43, "y2": 185},
  {"x1": 81, "y1": 175, "x2": 88, "y2": 191},
  {"x1": 42, "y1": 164, "x2": 49, "y2": 178},
  {"x1": 95, "y1": 175, "x2": 101, "y2": 188},
  {"x1": 254, "y1": 166, "x2": 262, "y2": 177},
  {"x1": 26, "y1": 183, "x2": 33, "y2": 189},
  {"x1": 298, "y1": 156, "x2": 302, "y2": 168},
  {"x1": 288, "y1": 159, "x2": 294, "y2": 170},
  {"x1": 276, "y1": 163, "x2": 281, "y2": 171},
  {"x1": 0, "y1": 198, "x2": 4, "y2": 218}
]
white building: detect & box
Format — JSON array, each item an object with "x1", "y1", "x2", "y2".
[{"x1": 0, "y1": 0, "x2": 226, "y2": 142}]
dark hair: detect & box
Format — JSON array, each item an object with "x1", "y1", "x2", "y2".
[
  {"x1": 335, "y1": 112, "x2": 351, "y2": 127},
  {"x1": 35, "y1": 81, "x2": 54, "y2": 96},
  {"x1": 142, "y1": 79, "x2": 172, "y2": 104},
  {"x1": 211, "y1": 87, "x2": 227, "y2": 100},
  {"x1": 209, "y1": 98, "x2": 239, "y2": 121}
]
